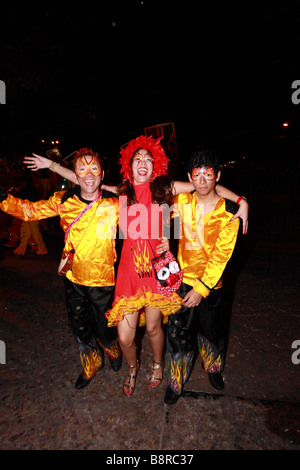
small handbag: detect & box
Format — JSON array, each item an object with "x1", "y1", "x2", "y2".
[
  {"x1": 58, "y1": 249, "x2": 75, "y2": 276},
  {"x1": 151, "y1": 249, "x2": 183, "y2": 297}
]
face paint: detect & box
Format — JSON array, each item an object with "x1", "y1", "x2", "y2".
[
  {"x1": 131, "y1": 153, "x2": 154, "y2": 166},
  {"x1": 76, "y1": 156, "x2": 102, "y2": 178},
  {"x1": 191, "y1": 167, "x2": 215, "y2": 181}
]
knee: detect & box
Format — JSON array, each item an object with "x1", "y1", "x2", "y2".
[
  {"x1": 146, "y1": 321, "x2": 162, "y2": 338},
  {"x1": 118, "y1": 330, "x2": 135, "y2": 350}
]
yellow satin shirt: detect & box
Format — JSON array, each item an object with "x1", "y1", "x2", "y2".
[
  {"x1": 1, "y1": 191, "x2": 119, "y2": 287},
  {"x1": 173, "y1": 193, "x2": 240, "y2": 298}
]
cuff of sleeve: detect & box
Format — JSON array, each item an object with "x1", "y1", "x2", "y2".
[{"x1": 193, "y1": 279, "x2": 211, "y2": 298}]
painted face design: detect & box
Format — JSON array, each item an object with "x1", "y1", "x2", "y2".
[
  {"x1": 76, "y1": 156, "x2": 102, "y2": 178},
  {"x1": 131, "y1": 153, "x2": 154, "y2": 166},
  {"x1": 191, "y1": 167, "x2": 215, "y2": 181}
]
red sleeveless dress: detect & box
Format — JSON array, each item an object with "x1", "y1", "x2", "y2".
[{"x1": 106, "y1": 181, "x2": 182, "y2": 327}]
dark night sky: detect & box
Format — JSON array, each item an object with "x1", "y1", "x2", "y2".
[{"x1": 1, "y1": 2, "x2": 300, "y2": 173}]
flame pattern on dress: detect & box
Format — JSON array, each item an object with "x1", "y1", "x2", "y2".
[{"x1": 132, "y1": 240, "x2": 152, "y2": 278}]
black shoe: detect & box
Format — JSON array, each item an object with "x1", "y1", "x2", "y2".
[
  {"x1": 164, "y1": 386, "x2": 181, "y2": 405},
  {"x1": 75, "y1": 372, "x2": 92, "y2": 390},
  {"x1": 109, "y1": 356, "x2": 122, "y2": 372},
  {"x1": 208, "y1": 372, "x2": 225, "y2": 391},
  {"x1": 75, "y1": 361, "x2": 104, "y2": 390}
]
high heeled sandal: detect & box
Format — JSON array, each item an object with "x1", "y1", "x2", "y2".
[
  {"x1": 122, "y1": 362, "x2": 139, "y2": 397},
  {"x1": 148, "y1": 360, "x2": 163, "y2": 388}
]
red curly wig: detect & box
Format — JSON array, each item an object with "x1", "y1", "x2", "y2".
[{"x1": 119, "y1": 135, "x2": 169, "y2": 181}]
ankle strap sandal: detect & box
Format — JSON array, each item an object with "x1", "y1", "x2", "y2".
[
  {"x1": 123, "y1": 362, "x2": 139, "y2": 396},
  {"x1": 148, "y1": 360, "x2": 164, "y2": 388}
]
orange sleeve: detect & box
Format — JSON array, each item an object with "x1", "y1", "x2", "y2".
[
  {"x1": 193, "y1": 217, "x2": 240, "y2": 297},
  {"x1": 0, "y1": 191, "x2": 64, "y2": 221}
]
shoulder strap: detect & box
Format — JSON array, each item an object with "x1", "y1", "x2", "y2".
[{"x1": 64, "y1": 191, "x2": 101, "y2": 244}]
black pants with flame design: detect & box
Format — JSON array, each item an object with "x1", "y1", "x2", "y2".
[
  {"x1": 166, "y1": 283, "x2": 223, "y2": 395},
  {"x1": 64, "y1": 278, "x2": 121, "y2": 380}
]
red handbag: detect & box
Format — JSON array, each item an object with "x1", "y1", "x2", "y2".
[
  {"x1": 151, "y1": 250, "x2": 183, "y2": 297},
  {"x1": 58, "y1": 249, "x2": 75, "y2": 276}
]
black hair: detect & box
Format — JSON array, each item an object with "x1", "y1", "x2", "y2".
[{"x1": 188, "y1": 149, "x2": 220, "y2": 176}]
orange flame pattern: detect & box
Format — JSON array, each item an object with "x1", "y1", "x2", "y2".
[
  {"x1": 132, "y1": 241, "x2": 152, "y2": 278},
  {"x1": 199, "y1": 343, "x2": 216, "y2": 371},
  {"x1": 198, "y1": 337, "x2": 222, "y2": 373},
  {"x1": 103, "y1": 339, "x2": 121, "y2": 360},
  {"x1": 80, "y1": 349, "x2": 103, "y2": 380},
  {"x1": 166, "y1": 352, "x2": 193, "y2": 394}
]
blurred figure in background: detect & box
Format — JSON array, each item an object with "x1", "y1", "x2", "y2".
[{"x1": 12, "y1": 163, "x2": 48, "y2": 256}]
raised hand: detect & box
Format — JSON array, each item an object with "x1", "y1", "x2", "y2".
[{"x1": 23, "y1": 153, "x2": 52, "y2": 171}]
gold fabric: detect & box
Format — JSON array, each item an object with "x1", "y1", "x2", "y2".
[
  {"x1": 1, "y1": 191, "x2": 119, "y2": 287},
  {"x1": 174, "y1": 193, "x2": 240, "y2": 297}
]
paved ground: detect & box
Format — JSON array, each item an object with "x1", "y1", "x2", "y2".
[{"x1": 0, "y1": 190, "x2": 299, "y2": 455}]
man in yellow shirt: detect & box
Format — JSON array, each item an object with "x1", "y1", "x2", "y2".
[
  {"x1": 0, "y1": 148, "x2": 122, "y2": 389},
  {"x1": 165, "y1": 149, "x2": 240, "y2": 404}
]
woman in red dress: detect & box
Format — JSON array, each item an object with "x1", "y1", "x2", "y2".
[{"x1": 105, "y1": 135, "x2": 182, "y2": 396}]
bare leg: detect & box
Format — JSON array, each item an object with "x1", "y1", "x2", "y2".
[
  {"x1": 117, "y1": 312, "x2": 139, "y2": 394},
  {"x1": 145, "y1": 307, "x2": 164, "y2": 384}
]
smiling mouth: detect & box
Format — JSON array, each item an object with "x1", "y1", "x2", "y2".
[
  {"x1": 84, "y1": 180, "x2": 96, "y2": 186},
  {"x1": 137, "y1": 168, "x2": 148, "y2": 175}
]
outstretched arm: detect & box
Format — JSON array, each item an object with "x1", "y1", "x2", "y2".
[
  {"x1": 101, "y1": 184, "x2": 119, "y2": 195},
  {"x1": 172, "y1": 180, "x2": 193, "y2": 196},
  {"x1": 216, "y1": 184, "x2": 249, "y2": 234},
  {"x1": 24, "y1": 154, "x2": 78, "y2": 185},
  {"x1": 172, "y1": 181, "x2": 249, "y2": 234}
]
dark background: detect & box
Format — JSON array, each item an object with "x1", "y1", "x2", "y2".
[
  {"x1": 1, "y1": 2, "x2": 300, "y2": 191},
  {"x1": 0, "y1": 5, "x2": 299, "y2": 451}
]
